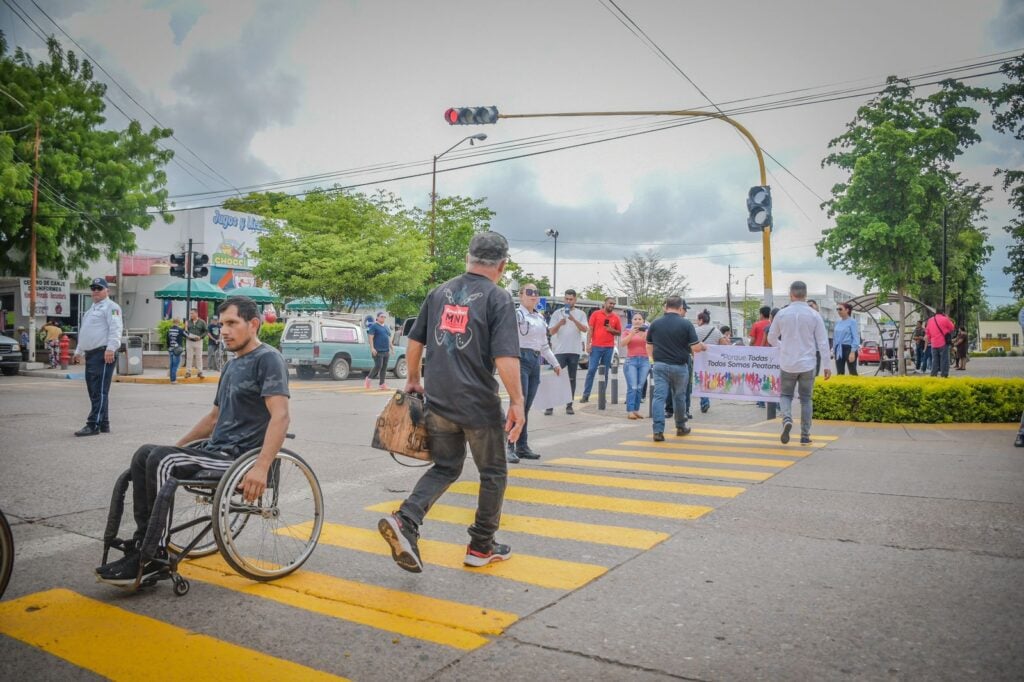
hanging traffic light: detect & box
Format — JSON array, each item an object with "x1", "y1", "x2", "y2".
[
  {"x1": 169, "y1": 252, "x2": 186, "y2": 278},
  {"x1": 444, "y1": 106, "x2": 500, "y2": 125},
  {"x1": 747, "y1": 186, "x2": 772, "y2": 232},
  {"x1": 191, "y1": 253, "x2": 210, "y2": 279}
]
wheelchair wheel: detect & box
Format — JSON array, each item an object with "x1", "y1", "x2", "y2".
[
  {"x1": 212, "y1": 450, "x2": 323, "y2": 581},
  {"x1": 0, "y1": 509, "x2": 13, "y2": 599},
  {"x1": 167, "y1": 484, "x2": 248, "y2": 558}
]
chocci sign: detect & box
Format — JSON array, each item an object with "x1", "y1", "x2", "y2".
[
  {"x1": 20, "y1": 278, "x2": 70, "y2": 317},
  {"x1": 205, "y1": 209, "x2": 270, "y2": 272}
]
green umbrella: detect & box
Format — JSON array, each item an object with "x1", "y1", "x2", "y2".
[
  {"x1": 226, "y1": 285, "x2": 280, "y2": 304},
  {"x1": 154, "y1": 278, "x2": 227, "y2": 301},
  {"x1": 285, "y1": 296, "x2": 330, "y2": 311}
]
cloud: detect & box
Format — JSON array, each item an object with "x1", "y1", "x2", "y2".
[{"x1": 989, "y1": 0, "x2": 1024, "y2": 47}]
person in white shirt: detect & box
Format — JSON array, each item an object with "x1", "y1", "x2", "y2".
[
  {"x1": 766, "y1": 281, "x2": 831, "y2": 445},
  {"x1": 74, "y1": 278, "x2": 124, "y2": 436},
  {"x1": 544, "y1": 288, "x2": 589, "y2": 416},
  {"x1": 509, "y1": 283, "x2": 561, "y2": 463}
]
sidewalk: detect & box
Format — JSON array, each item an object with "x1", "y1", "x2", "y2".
[{"x1": 19, "y1": 365, "x2": 219, "y2": 384}]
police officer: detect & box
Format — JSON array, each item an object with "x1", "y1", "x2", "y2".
[{"x1": 74, "y1": 278, "x2": 123, "y2": 436}]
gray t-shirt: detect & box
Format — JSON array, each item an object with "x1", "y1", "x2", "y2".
[
  {"x1": 696, "y1": 323, "x2": 723, "y2": 346},
  {"x1": 410, "y1": 272, "x2": 519, "y2": 428},
  {"x1": 208, "y1": 343, "x2": 290, "y2": 454}
]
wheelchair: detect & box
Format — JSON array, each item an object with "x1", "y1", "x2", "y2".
[{"x1": 100, "y1": 436, "x2": 324, "y2": 597}]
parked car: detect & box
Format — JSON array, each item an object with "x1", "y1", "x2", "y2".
[
  {"x1": 281, "y1": 316, "x2": 407, "y2": 381},
  {"x1": 729, "y1": 337, "x2": 746, "y2": 346},
  {"x1": 858, "y1": 341, "x2": 881, "y2": 364},
  {"x1": 0, "y1": 333, "x2": 21, "y2": 376}
]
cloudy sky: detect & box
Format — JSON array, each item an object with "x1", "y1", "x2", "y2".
[{"x1": 3, "y1": 0, "x2": 1022, "y2": 303}]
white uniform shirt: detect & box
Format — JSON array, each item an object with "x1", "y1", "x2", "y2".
[
  {"x1": 76, "y1": 297, "x2": 123, "y2": 354},
  {"x1": 548, "y1": 306, "x2": 588, "y2": 355},
  {"x1": 517, "y1": 307, "x2": 559, "y2": 367},
  {"x1": 766, "y1": 301, "x2": 829, "y2": 373}
]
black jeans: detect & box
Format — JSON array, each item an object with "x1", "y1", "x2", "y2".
[
  {"x1": 369, "y1": 351, "x2": 389, "y2": 384},
  {"x1": 554, "y1": 353, "x2": 580, "y2": 406},
  {"x1": 835, "y1": 345, "x2": 858, "y2": 375},
  {"x1": 398, "y1": 411, "x2": 507, "y2": 552},
  {"x1": 84, "y1": 348, "x2": 115, "y2": 428}
]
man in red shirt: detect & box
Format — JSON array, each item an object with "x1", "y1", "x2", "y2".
[
  {"x1": 580, "y1": 297, "x2": 622, "y2": 403},
  {"x1": 749, "y1": 306, "x2": 772, "y2": 347},
  {"x1": 925, "y1": 308, "x2": 955, "y2": 378}
]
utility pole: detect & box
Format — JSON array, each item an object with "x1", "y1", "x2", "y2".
[
  {"x1": 726, "y1": 264, "x2": 733, "y2": 334},
  {"x1": 28, "y1": 120, "x2": 41, "y2": 363},
  {"x1": 186, "y1": 238, "x2": 193, "y2": 318}
]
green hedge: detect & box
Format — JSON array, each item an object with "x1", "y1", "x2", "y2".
[
  {"x1": 258, "y1": 322, "x2": 284, "y2": 349},
  {"x1": 813, "y1": 376, "x2": 1024, "y2": 423}
]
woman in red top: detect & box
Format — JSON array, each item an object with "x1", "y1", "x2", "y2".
[{"x1": 622, "y1": 312, "x2": 650, "y2": 419}]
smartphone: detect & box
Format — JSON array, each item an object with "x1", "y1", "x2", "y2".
[{"x1": 638, "y1": 325, "x2": 649, "y2": 331}]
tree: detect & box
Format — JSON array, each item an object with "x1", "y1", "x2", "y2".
[
  {"x1": 238, "y1": 188, "x2": 431, "y2": 312},
  {"x1": 988, "y1": 300, "x2": 1024, "y2": 321},
  {"x1": 0, "y1": 35, "x2": 173, "y2": 277},
  {"x1": 612, "y1": 249, "x2": 688, "y2": 318},
  {"x1": 987, "y1": 54, "x2": 1024, "y2": 299},
  {"x1": 817, "y1": 77, "x2": 985, "y2": 374},
  {"x1": 580, "y1": 283, "x2": 609, "y2": 301},
  {"x1": 500, "y1": 259, "x2": 551, "y2": 295}
]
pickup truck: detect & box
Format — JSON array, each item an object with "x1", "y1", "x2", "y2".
[{"x1": 281, "y1": 316, "x2": 407, "y2": 381}]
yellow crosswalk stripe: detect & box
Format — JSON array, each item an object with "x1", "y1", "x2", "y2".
[
  {"x1": 587, "y1": 448, "x2": 794, "y2": 468},
  {"x1": 450, "y1": 482, "x2": 716, "y2": 520},
  {"x1": 366, "y1": 501, "x2": 669, "y2": 549},
  {"x1": 308, "y1": 522, "x2": 606, "y2": 591},
  {"x1": 693, "y1": 428, "x2": 838, "y2": 441},
  {"x1": 507, "y1": 468, "x2": 746, "y2": 497},
  {"x1": 648, "y1": 433, "x2": 826, "y2": 448},
  {"x1": 548, "y1": 457, "x2": 772, "y2": 481},
  {"x1": 620, "y1": 440, "x2": 811, "y2": 457},
  {"x1": 180, "y1": 556, "x2": 513, "y2": 650},
  {"x1": 0, "y1": 588, "x2": 344, "y2": 681}
]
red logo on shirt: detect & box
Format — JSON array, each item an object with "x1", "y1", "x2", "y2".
[{"x1": 440, "y1": 304, "x2": 470, "y2": 334}]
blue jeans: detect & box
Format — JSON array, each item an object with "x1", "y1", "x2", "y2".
[
  {"x1": 623, "y1": 356, "x2": 650, "y2": 412},
  {"x1": 516, "y1": 350, "x2": 541, "y2": 450},
  {"x1": 582, "y1": 346, "x2": 614, "y2": 400},
  {"x1": 169, "y1": 350, "x2": 181, "y2": 382},
  {"x1": 84, "y1": 348, "x2": 115, "y2": 428},
  {"x1": 651, "y1": 362, "x2": 689, "y2": 434}
]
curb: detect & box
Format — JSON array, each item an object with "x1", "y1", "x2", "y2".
[
  {"x1": 114, "y1": 375, "x2": 220, "y2": 385},
  {"x1": 19, "y1": 369, "x2": 83, "y2": 380}
]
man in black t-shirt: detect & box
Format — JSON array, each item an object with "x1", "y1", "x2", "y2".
[
  {"x1": 378, "y1": 231, "x2": 526, "y2": 573},
  {"x1": 646, "y1": 296, "x2": 706, "y2": 442},
  {"x1": 95, "y1": 296, "x2": 291, "y2": 587}
]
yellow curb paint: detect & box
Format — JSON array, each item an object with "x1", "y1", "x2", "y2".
[
  {"x1": 815, "y1": 419, "x2": 1018, "y2": 431},
  {"x1": 692, "y1": 428, "x2": 838, "y2": 441},
  {"x1": 366, "y1": 501, "x2": 669, "y2": 550},
  {"x1": 311, "y1": 523, "x2": 606, "y2": 591},
  {"x1": 0, "y1": 588, "x2": 344, "y2": 681},
  {"x1": 507, "y1": 468, "x2": 746, "y2": 497},
  {"x1": 587, "y1": 448, "x2": 795, "y2": 468},
  {"x1": 548, "y1": 457, "x2": 773, "y2": 481},
  {"x1": 450, "y1": 482, "x2": 716, "y2": 520},
  {"x1": 181, "y1": 556, "x2": 513, "y2": 650},
  {"x1": 619, "y1": 440, "x2": 811, "y2": 458}
]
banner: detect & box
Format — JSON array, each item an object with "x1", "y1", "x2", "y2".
[
  {"x1": 692, "y1": 345, "x2": 781, "y2": 403},
  {"x1": 20, "y1": 278, "x2": 70, "y2": 317},
  {"x1": 532, "y1": 370, "x2": 574, "y2": 411}
]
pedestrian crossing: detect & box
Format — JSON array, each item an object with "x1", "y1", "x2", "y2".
[{"x1": 1, "y1": 426, "x2": 832, "y2": 679}]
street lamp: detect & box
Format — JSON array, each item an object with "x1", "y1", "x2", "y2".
[
  {"x1": 545, "y1": 228, "x2": 559, "y2": 297},
  {"x1": 743, "y1": 273, "x2": 754, "y2": 338},
  {"x1": 431, "y1": 133, "x2": 487, "y2": 266}
]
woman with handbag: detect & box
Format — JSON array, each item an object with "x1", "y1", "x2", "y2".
[
  {"x1": 166, "y1": 318, "x2": 185, "y2": 383},
  {"x1": 833, "y1": 302, "x2": 860, "y2": 375}
]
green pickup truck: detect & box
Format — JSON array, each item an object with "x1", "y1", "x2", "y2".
[{"x1": 281, "y1": 316, "x2": 407, "y2": 381}]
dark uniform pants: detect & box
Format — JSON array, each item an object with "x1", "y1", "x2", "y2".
[{"x1": 85, "y1": 348, "x2": 115, "y2": 428}]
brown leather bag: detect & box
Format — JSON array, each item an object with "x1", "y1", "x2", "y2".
[{"x1": 371, "y1": 390, "x2": 431, "y2": 462}]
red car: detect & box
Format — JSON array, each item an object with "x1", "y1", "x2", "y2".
[{"x1": 858, "y1": 341, "x2": 881, "y2": 364}]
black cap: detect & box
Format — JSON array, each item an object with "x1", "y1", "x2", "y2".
[
  {"x1": 468, "y1": 231, "x2": 509, "y2": 262},
  {"x1": 680, "y1": 298, "x2": 689, "y2": 310},
  {"x1": 89, "y1": 278, "x2": 108, "y2": 290}
]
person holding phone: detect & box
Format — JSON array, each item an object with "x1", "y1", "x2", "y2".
[
  {"x1": 581, "y1": 297, "x2": 621, "y2": 402},
  {"x1": 622, "y1": 312, "x2": 650, "y2": 419},
  {"x1": 545, "y1": 289, "x2": 588, "y2": 416}
]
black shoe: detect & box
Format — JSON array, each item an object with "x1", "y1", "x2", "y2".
[
  {"x1": 579, "y1": 396, "x2": 589, "y2": 404},
  {"x1": 516, "y1": 447, "x2": 541, "y2": 460},
  {"x1": 653, "y1": 433, "x2": 665, "y2": 442},
  {"x1": 700, "y1": 403, "x2": 709, "y2": 414},
  {"x1": 506, "y1": 450, "x2": 520, "y2": 464},
  {"x1": 565, "y1": 404, "x2": 575, "y2": 415},
  {"x1": 664, "y1": 411, "x2": 673, "y2": 418},
  {"x1": 100, "y1": 424, "x2": 110, "y2": 433},
  {"x1": 75, "y1": 425, "x2": 100, "y2": 437},
  {"x1": 543, "y1": 408, "x2": 553, "y2": 416},
  {"x1": 464, "y1": 542, "x2": 512, "y2": 567},
  {"x1": 378, "y1": 513, "x2": 423, "y2": 573},
  {"x1": 96, "y1": 549, "x2": 166, "y2": 586},
  {"x1": 781, "y1": 420, "x2": 792, "y2": 445},
  {"x1": 676, "y1": 426, "x2": 691, "y2": 436},
  {"x1": 686, "y1": 412, "x2": 693, "y2": 420},
  {"x1": 1015, "y1": 433, "x2": 1024, "y2": 448},
  {"x1": 800, "y1": 436, "x2": 813, "y2": 445}
]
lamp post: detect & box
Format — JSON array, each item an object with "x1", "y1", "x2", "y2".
[
  {"x1": 743, "y1": 273, "x2": 754, "y2": 338},
  {"x1": 431, "y1": 133, "x2": 487, "y2": 267},
  {"x1": 545, "y1": 228, "x2": 559, "y2": 296}
]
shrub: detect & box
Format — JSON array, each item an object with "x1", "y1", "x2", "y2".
[
  {"x1": 154, "y1": 320, "x2": 173, "y2": 350},
  {"x1": 813, "y1": 376, "x2": 1024, "y2": 423},
  {"x1": 259, "y1": 322, "x2": 285, "y2": 349}
]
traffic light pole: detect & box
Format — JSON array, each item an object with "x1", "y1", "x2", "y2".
[{"x1": 186, "y1": 238, "x2": 193, "y2": 319}]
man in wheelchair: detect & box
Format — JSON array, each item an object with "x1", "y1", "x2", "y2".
[{"x1": 95, "y1": 296, "x2": 291, "y2": 586}]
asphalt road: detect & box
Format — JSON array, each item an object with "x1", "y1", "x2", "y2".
[{"x1": 0, "y1": 372, "x2": 1021, "y2": 681}]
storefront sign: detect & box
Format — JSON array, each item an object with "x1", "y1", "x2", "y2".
[
  {"x1": 205, "y1": 208, "x2": 270, "y2": 272},
  {"x1": 692, "y1": 345, "x2": 781, "y2": 403},
  {"x1": 20, "y1": 278, "x2": 70, "y2": 317}
]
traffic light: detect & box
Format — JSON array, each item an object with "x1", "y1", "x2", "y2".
[
  {"x1": 191, "y1": 253, "x2": 210, "y2": 279},
  {"x1": 169, "y1": 252, "x2": 186, "y2": 278},
  {"x1": 747, "y1": 185, "x2": 772, "y2": 232},
  {"x1": 444, "y1": 106, "x2": 499, "y2": 125}
]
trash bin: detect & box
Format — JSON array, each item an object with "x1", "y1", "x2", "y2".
[{"x1": 117, "y1": 336, "x2": 144, "y2": 375}]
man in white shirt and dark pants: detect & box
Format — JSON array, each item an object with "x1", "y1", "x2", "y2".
[
  {"x1": 767, "y1": 280, "x2": 831, "y2": 445},
  {"x1": 74, "y1": 278, "x2": 123, "y2": 436},
  {"x1": 544, "y1": 288, "x2": 588, "y2": 416}
]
